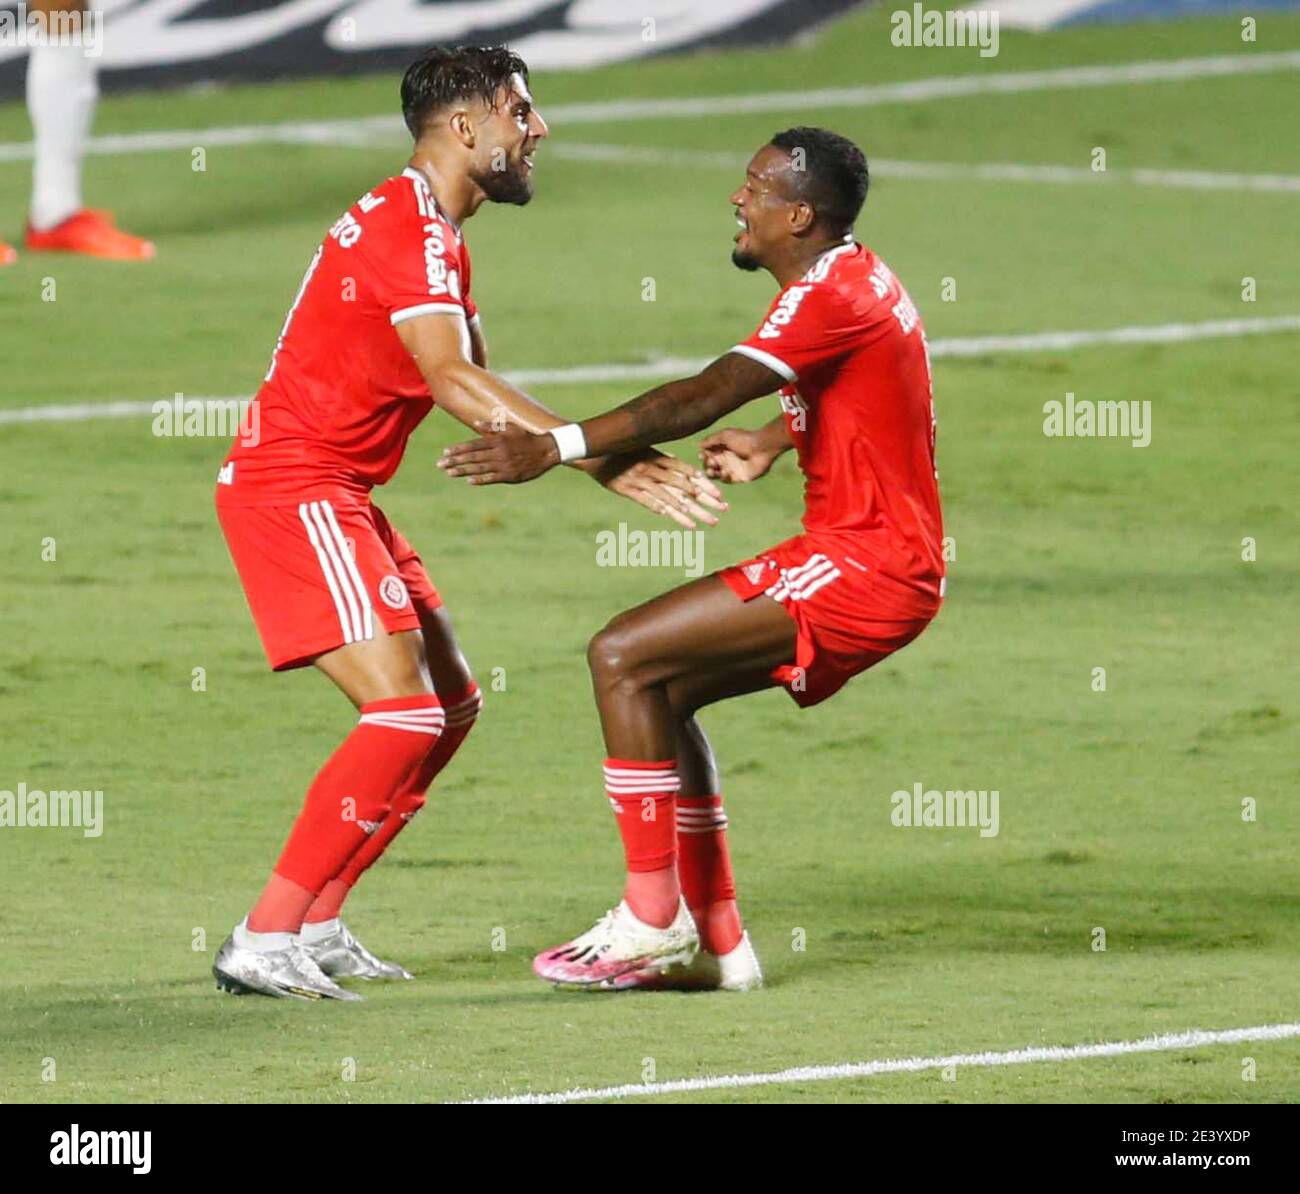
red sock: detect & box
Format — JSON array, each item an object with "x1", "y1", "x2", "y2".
[
  {"x1": 605, "y1": 758, "x2": 680, "y2": 927},
  {"x1": 304, "y1": 685, "x2": 482, "y2": 923},
  {"x1": 676, "y1": 794, "x2": 742, "y2": 954},
  {"x1": 248, "y1": 694, "x2": 443, "y2": 932}
]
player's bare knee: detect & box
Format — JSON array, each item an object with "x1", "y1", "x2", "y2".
[
  {"x1": 586, "y1": 622, "x2": 627, "y2": 683},
  {"x1": 588, "y1": 620, "x2": 647, "y2": 690}
]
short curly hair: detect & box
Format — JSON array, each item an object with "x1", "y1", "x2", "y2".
[
  {"x1": 401, "y1": 45, "x2": 530, "y2": 139},
  {"x1": 769, "y1": 127, "x2": 869, "y2": 236}
]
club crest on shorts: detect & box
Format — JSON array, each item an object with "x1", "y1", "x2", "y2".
[{"x1": 378, "y1": 575, "x2": 410, "y2": 610}]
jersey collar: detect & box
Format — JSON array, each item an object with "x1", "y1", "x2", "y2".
[
  {"x1": 401, "y1": 165, "x2": 464, "y2": 237},
  {"x1": 802, "y1": 238, "x2": 858, "y2": 282}
]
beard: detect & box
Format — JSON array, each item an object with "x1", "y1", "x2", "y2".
[
  {"x1": 472, "y1": 159, "x2": 534, "y2": 206},
  {"x1": 731, "y1": 246, "x2": 761, "y2": 271}
]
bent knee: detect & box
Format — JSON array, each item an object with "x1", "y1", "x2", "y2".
[{"x1": 587, "y1": 617, "x2": 641, "y2": 683}]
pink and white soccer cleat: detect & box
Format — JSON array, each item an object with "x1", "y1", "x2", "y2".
[
  {"x1": 600, "y1": 930, "x2": 764, "y2": 992},
  {"x1": 534, "y1": 898, "x2": 698, "y2": 987}
]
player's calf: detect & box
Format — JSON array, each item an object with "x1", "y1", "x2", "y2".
[
  {"x1": 272, "y1": 693, "x2": 445, "y2": 892},
  {"x1": 676, "y1": 794, "x2": 743, "y2": 952},
  {"x1": 301, "y1": 682, "x2": 482, "y2": 931},
  {"x1": 586, "y1": 617, "x2": 679, "y2": 756},
  {"x1": 246, "y1": 693, "x2": 445, "y2": 935},
  {"x1": 599, "y1": 793, "x2": 763, "y2": 992}
]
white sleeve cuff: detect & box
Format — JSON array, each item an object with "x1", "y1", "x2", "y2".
[
  {"x1": 730, "y1": 343, "x2": 797, "y2": 383},
  {"x1": 390, "y1": 302, "x2": 466, "y2": 325}
]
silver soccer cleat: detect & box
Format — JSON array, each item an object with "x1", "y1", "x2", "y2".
[
  {"x1": 299, "y1": 920, "x2": 413, "y2": 981},
  {"x1": 213, "y1": 932, "x2": 363, "y2": 1001}
]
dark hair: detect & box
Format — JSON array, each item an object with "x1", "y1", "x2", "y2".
[
  {"x1": 769, "y1": 127, "x2": 869, "y2": 235},
  {"x1": 401, "y1": 45, "x2": 530, "y2": 139}
]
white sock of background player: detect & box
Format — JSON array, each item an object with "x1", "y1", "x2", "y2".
[{"x1": 27, "y1": 40, "x2": 99, "y2": 231}]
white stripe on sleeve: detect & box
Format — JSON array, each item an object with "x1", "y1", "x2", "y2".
[{"x1": 729, "y1": 343, "x2": 797, "y2": 382}]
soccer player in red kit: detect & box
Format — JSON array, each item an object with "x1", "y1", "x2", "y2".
[
  {"x1": 440, "y1": 128, "x2": 944, "y2": 990},
  {"x1": 212, "y1": 45, "x2": 723, "y2": 1001}
]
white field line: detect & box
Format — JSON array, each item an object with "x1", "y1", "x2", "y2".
[
  {"x1": 3, "y1": 130, "x2": 1294, "y2": 194},
  {"x1": 3, "y1": 316, "x2": 1298, "y2": 428},
  {"x1": 550, "y1": 142, "x2": 1300, "y2": 193},
  {"x1": 461, "y1": 1021, "x2": 1300, "y2": 1104},
  {"x1": 543, "y1": 50, "x2": 1300, "y2": 122},
  {"x1": 0, "y1": 116, "x2": 405, "y2": 162},
  {"x1": 2, "y1": 50, "x2": 1300, "y2": 164},
  {"x1": 930, "y1": 314, "x2": 1300, "y2": 356}
]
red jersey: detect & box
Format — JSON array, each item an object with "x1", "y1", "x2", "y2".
[
  {"x1": 216, "y1": 167, "x2": 476, "y2": 507},
  {"x1": 731, "y1": 242, "x2": 944, "y2": 596}
]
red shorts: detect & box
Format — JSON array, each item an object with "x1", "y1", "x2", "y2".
[
  {"x1": 718, "y1": 533, "x2": 941, "y2": 708},
  {"x1": 216, "y1": 497, "x2": 441, "y2": 670}
]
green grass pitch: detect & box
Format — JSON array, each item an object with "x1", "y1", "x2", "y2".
[{"x1": 0, "y1": 5, "x2": 1297, "y2": 1103}]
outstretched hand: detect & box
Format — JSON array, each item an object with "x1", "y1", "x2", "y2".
[
  {"x1": 438, "y1": 422, "x2": 560, "y2": 485},
  {"x1": 438, "y1": 424, "x2": 728, "y2": 530},
  {"x1": 596, "y1": 452, "x2": 728, "y2": 530}
]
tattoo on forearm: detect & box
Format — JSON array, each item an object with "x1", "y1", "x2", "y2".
[
  {"x1": 622, "y1": 379, "x2": 704, "y2": 441},
  {"x1": 585, "y1": 354, "x2": 781, "y2": 456}
]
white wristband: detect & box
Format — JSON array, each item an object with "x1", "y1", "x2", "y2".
[{"x1": 549, "y1": 422, "x2": 587, "y2": 463}]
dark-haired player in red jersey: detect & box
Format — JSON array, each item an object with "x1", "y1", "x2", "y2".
[
  {"x1": 211, "y1": 45, "x2": 723, "y2": 1001},
  {"x1": 441, "y1": 127, "x2": 944, "y2": 991}
]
